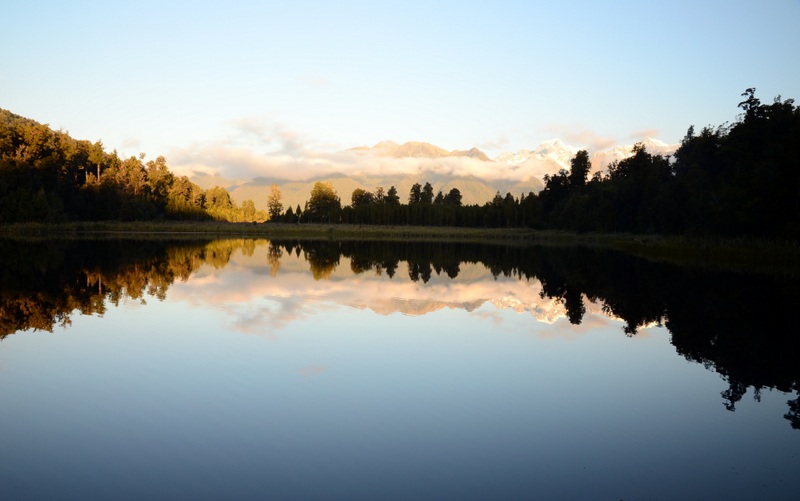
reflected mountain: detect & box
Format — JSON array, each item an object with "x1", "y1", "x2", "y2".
[{"x1": 1, "y1": 237, "x2": 798, "y2": 430}]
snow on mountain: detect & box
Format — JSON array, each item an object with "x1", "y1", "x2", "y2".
[
  {"x1": 352, "y1": 141, "x2": 492, "y2": 161},
  {"x1": 492, "y1": 139, "x2": 579, "y2": 180},
  {"x1": 220, "y1": 137, "x2": 677, "y2": 210},
  {"x1": 494, "y1": 140, "x2": 578, "y2": 167},
  {"x1": 589, "y1": 137, "x2": 676, "y2": 169},
  {"x1": 493, "y1": 149, "x2": 532, "y2": 165},
  {"x1": 531, "y1": 139, "x2": 581, "y2": 164},
  {"x1": 493, "y1": 137, "x2": 679, "y2": 178}
]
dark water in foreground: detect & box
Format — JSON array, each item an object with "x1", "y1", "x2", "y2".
[{"x1": 1, "y1": 238, "x2": 799, "y2": 500}]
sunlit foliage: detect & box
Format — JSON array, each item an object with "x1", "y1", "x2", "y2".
[{"x1": 0, "y1": 109, "x2": 264, "y2": 223}]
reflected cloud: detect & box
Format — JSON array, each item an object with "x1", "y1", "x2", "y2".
[
  {"x1": 168, "y1": 243, "x2": 629, "y2": 337},
  {"x1": 537, "y1": 303, "x2": 638, "y2": 341},
  {"x1": 169, "y1": 118, "x2": 629, "y2": 186},
  {"x1": 2, "y1": 237, "x2": 796, "y2": 432}
]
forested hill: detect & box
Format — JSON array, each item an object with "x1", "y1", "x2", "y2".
[
  {"x1": 534, "y1": 89, "x2": 799, "y2": 238},
  {"x1": 2, "y1": 89, "x2": 798, "y2": 239},
  {"x1": 0, "y1": 109, "x2": 261, "y2": 222}
]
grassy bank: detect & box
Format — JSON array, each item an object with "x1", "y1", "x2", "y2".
[
  {"x1": 0, "y1": 220, "x2": 540, "y2": 242},
  {"x1": 2, "y1": 220, "x2": 799, "y2": 275}
]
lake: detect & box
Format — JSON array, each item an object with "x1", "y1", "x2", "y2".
[{"x1": 1, "y1": 237, "x2": 799, "y2": 500}]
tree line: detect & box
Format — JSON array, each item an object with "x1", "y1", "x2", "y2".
[
  {"x1": 0, "y1": 109, "x2": 265, "y2": 222},
  {"x1": 536, "y1": 89, "x2": 799, "y2": 238},
  {"x1": 265, "y1": 89, "x2": 798, "y2": 238},
  {"x1": 268, "y1": 179, "x2": 541, "y2": 227},
  {"x1": 3, "y1": 89, "x2": 798, "y2": 238}
]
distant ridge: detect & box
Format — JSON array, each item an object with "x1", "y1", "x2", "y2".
[
  {"x1": 229, "y1": 172, "x2": 544, "y2": 212},
  {"x1": 352, "y1": 141, "x2": 492, "y2": 161},
  {"x1": 208, "y1": 137, "x2": 678, "y2": 211}
]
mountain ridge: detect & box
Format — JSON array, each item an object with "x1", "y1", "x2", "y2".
[
  {"x1": 351, "y1": 140, "x2": 492, "y2": 161},
  {"x1": 230, "y1": 171, "x2": 544, "y2": 212},
  {"x1": 207, "y1": 137, "x2": 678, "y2": 211}
]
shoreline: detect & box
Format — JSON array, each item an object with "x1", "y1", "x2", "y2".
[{"x1": 2, "y1": 220, "x2": 799, "y2": 275}]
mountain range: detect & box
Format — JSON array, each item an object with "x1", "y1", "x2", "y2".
[
  {"x1": 351, "y1": 140, "x2": 492, "y2": 161},
  {"x1": 203, "y1": 137, "x2": 678, "y2": 211}
]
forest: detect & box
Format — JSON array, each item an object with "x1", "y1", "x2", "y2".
[
  {"x1": 2, "y1": 89, "x2": 798, "y2": 239},
  {"x1": 0, "y1": 110, "x2": 264, "y2": 222}
]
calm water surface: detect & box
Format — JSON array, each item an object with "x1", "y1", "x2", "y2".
[{"x1": 1, "y1": 239, "x2": 798, "y2": 500}]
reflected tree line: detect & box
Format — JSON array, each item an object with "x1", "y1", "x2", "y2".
[
  {"x1": 1, "y1": 238, "x2": 798, "y2": 429},
  {"x1": 0, "y1": 238, "x2": 214, "y2": 336}
]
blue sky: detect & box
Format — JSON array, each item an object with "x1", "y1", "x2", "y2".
[{"x1": 2, "y1": 0, "x2": 799, "y2": 179}]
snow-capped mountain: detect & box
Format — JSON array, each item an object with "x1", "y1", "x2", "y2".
[
  {"x1": 588, "y1": 137, "x2": 677, "y2": 171},
  {"x1": 491, "y1": 139, "x2": 580, "y2": 180},
  {"x1": 220, "y1": 137, "x2": 679, "y2": 210},
  {"x1": 493, "y1": 137, "x2": 679, "y2": 177},
  {"x1": 352, "y1": 141, "x2": 492, "y2": 161}
]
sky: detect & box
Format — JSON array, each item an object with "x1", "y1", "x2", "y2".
[{"x1": 3, "y1": 0, "x2": 799, "y2": 181}]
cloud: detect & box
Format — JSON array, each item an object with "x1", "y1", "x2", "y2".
[
  {"x1": 166, "y1": 117, "x2": 674, "y2": 186},
  {"x1": 167, "y1": 118, "x2": 549, "y2": 183},
  {"x1": 477, "y1": 135, "x2": 510, "y2": 151},
  {"x1": 166, "y1": 244, "x2": 638, "y2": 340},
  {"x1": 626, "y1": 128, "x2": 660, "y2": 141},
  {"x1": 229, "y1": 117, "x2": 309, "y2": 157},
  {"x1": 543, "y1": 125, "x2": 666, "y2": 152},
  {"x1": 544, "y1": 124, "x2": 618, "y2": 151},
  {"x1": 167, "y1": 117, "x2": 340, "y2": 180}
]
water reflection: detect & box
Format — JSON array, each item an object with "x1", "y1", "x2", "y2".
[{"x1": 1, "y1": 237, "x2": 799, "y2": 431}]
